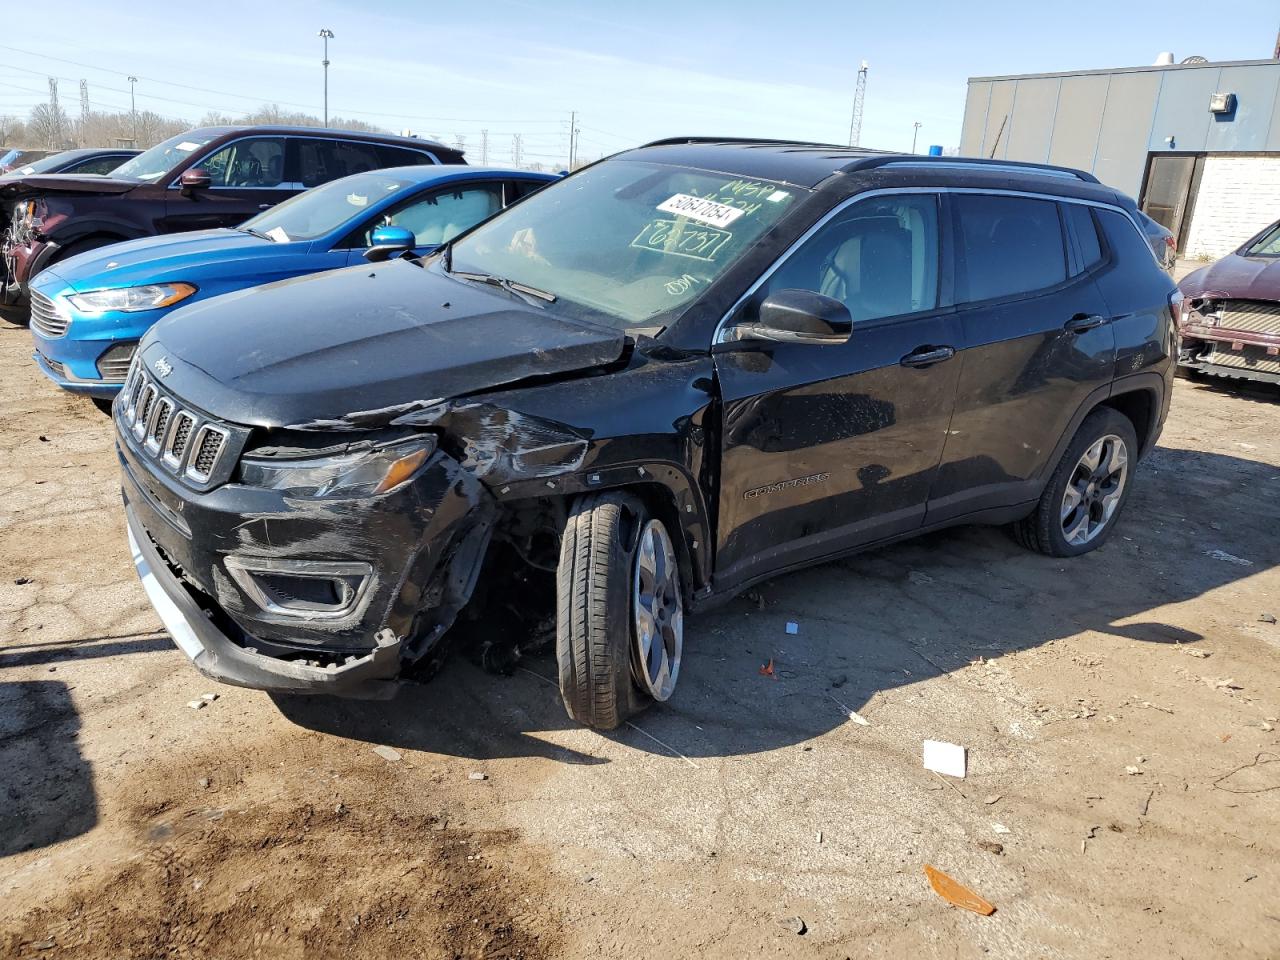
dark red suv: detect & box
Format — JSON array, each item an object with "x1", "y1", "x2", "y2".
[{"x1": 1, "y1": 125, "x2": 465, "y2": 322}]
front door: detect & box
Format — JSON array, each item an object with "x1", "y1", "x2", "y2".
[
  {"x1": 162, "y1": 136, "x2": 295, "y2": 233},
  {"x1": 927, "y1": 193, "x2": 1116, "y2": 523},
  {"x1": 712, "y1": 192, "x2": 962, "y2": 592}
]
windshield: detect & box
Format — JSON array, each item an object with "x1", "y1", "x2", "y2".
[
  {"x1": 112, "y1": 131, "x2": 220, "y2": 182},
  {"x1": 1245, "y1": 221, "x2": 1280, "y2": 257},
  {"x1": 12, "y1": 152, "x2": 80, "y2": 176},
  {"x1": 448, "y1": 160, "x2": 806, "y2": 330},
  {"x1": 239, "y1": 172, "x2": 411, "y2": 243}
]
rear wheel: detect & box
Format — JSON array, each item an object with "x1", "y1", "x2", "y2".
[
  {"x1": 1011, "y1": 407, "x2": 1137, "y2": 557},
  {"x1": 556, "y1": 492, "x2": 684, "y2": 730}
]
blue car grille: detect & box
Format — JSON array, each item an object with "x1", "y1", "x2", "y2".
[{"x1": 30, "y1": 290, "x2": 69, "y2": 338}]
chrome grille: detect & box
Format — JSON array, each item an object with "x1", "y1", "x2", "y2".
[
  {"x1": 118, "y1": 359, "x2": 237, "y2": 485},
  {"x1": 37, "y1": 351, "x2": 66, "y2": 376},
  {"x1": 1218, "y1": 300, "x2": 1280, "y2": 336},
  {"x1": 30, "y1": 290, "x2": 69, "y2": 338}
]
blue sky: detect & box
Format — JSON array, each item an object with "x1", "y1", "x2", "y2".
[{"x1": 1, "y1": 0, "x2": 1277, "y2": 165}]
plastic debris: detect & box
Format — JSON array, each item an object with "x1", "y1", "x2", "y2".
[
  {"x1": 373, "y1": 745, "x2": 402, "y2": 763},
  {"x1": 13, "y1": 577, "x2": 32, "y2": 586},
  {"x1": 785, "y1": 622, "x2": 799, "y2": 635},
  {"x1": 469, "y1": 771, "x2": 488, "y2": 781},
  {"x1": 759, "y1": 659, "x2": 775, "y2": 678},
  {"x1": 923, "y1": 865, "x2": 996, "y2": 915},
  {"x1": 847, "y1": 710, "x2": 871, "y2": 726},
  {"x1": 200, "y1": 692, "x2": 218, "y2": 702},
  {"x1": 187, "y1": 700, "x2": 206, "y2": 710},
  {"x1": 1187, "y1": 649, "x2": 1211, "y2": 658},
  {"x1": 992, "y1": 823, "x2": 1011, "y2": 835},
  {"x1": 923, "y1": 740, "x2": 966, "y2": 778},
  {"x1": 1260, "y1": 613, "x2": 1277, "y2": 624},
  {"x1": 1125, "y1": 765, "x2": 1143, "y2": 775},
  {"x1": 1205, "y1": 549, "x2": 1253, "y2": 566}
]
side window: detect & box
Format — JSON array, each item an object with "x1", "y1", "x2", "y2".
[
  {"x1": 376, "y1": 145, "x2": 433, "y2": 168},
  {"x1": 757, "y1": 193, "x2": 939, "y2": 323},
  {"x1": 296, "y1": 139, "x2": 383, "y2": 187},
  {"x1": 954, "y1": 194, "x2": 1066, "y2": 303},
  {"x1": 196, "y1": 138, "x2": 287, "y2": 188},
  {"x1": 351, "y1": 183, "x2": 504, "y2": 247},
  {"x1": 71, "y1": 156, "x2": 128, "y2": 175},
  {"x1": 1095, "y1": 208, "x2": 1160, "y2": 268},
  {"x1": 513, "y1": 178, "x2": 550, "y2": 200},
  {"x1": 1064, "y1": 203, "x2": 1103, "y2": 273}
]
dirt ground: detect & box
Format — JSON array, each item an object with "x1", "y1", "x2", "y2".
[{"x1": 1, "y1": 317, "x2": 1278, "y2": 960}]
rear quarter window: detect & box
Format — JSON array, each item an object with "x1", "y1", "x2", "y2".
[
  {"x1": 1095, "y1": 208, "x2": 1159, "y2": 269},
  {"x1": 1064, "y1": 203, "x2": 1103, "y2": 273},
  {"x1": 954, "y1": 194, "x2": 1066, "y2": 303}
]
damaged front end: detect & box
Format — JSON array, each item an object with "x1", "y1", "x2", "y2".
[{"x1": 117, "y1": 362, "x2": 507, "y2": 699}]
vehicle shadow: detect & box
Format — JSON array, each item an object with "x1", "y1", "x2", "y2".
[
  {"x1": 0, "y1": 633, "x2": 171, "y2": 670},
  {"x1": 275, "y1": 444, "x2": 1277, "y2": 762},
  {"x1": 0, "y1": 680, "x2": 97, "y2": 857}
]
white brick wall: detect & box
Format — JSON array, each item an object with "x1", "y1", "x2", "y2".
[{"x1": 1183, "y1": 156, "x2": 1280, "y2": 260}]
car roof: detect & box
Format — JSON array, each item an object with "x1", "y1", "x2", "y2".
[
  {"x1": 617, "y1": 138, "x2": 1116, "y2": 202},
  {"x1": 181, "y1": 125, "x2": 462, "y2": 155},
  {"x1": 363, "y1": 164, "x2": 559, "y2": 185}
]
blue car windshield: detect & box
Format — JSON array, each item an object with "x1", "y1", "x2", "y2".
[
  {"x1": 448, "y1": 160, "x2": 806, "y2": 331},
  {"x1": 239, "y1": 172, "x2": 413, "y2": 243},
  {"x1": 112, "y1": 131, "x2": 219, "y2": 182}
]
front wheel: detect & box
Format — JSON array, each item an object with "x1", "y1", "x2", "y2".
[
  {"x1": 1011, "y1": 407, "x2": 1138, "y2": 557},
  {"x1": 556, "y1": 492, "x2": 684, "y2": 730}
]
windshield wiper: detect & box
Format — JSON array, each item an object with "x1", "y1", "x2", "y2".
[
  {"x1": 451, "y1": 269, "x2": 556, "y2": 303},
  {"x1": 240, "y1": 227, "x2": 274, "y2": 242}
]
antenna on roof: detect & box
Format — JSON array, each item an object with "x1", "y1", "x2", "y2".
[{"x1": 847, "y1": 61, "x2": 868, "y2": 148}]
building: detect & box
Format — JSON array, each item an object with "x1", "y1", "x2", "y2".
[{"x1": 960, "y1": 58, "x2": 1280, "y2": 259}]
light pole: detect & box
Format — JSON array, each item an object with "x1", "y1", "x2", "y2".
[
  {"x1": 911, "y1": 121, "x2": 922, "y2": 154},
  {"x1": 127, "y1": 76, "x2": 137, "y2": 143},
  {"x1": 318, "y1": 29, "x2": 334, "y2": 126}
]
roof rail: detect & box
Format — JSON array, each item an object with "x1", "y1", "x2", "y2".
[
  {"x1": 638, "y1": 136, "x2": 869, "y2": 151},
  {"x1": 841, "y1": 154, "x2": 1100, "y2": 183}
]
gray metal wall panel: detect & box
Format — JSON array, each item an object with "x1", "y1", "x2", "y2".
[
  {"x1": 1208, "y1": 65, "x2": 1280, "y2": 151},
  {"x1": 1093, "y1": 71, "x2": 1162, "y2": 197},
  {"x1": 1047, "y1": 73, "x2": 1111, "y2": 171},
  {"x1": 983, "y1": 81, "x2": 1017, "y2": 159},
  {"x1": 1269, "y1": 80, "x2": 1280, "y2": 151},
  {"x1": 1147, "y1": 68, "x2": 1216, "y2": 151},
  {"x1": 1005, "y1": 77, "x2": 1059, "y2": 162},
  {"x1": 960, "y1": 82, "x2": 992, "y2": 157}
]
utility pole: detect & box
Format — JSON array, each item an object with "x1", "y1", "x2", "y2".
[
  {"x1": 847, "y1": 61, "x2": 868, "y2": 147},
  {"x1": 480, "y1": 129, "x2": 489, "y2": 165},
  {"x1": 47, "y1": 77, "x2": 63, "y2": 148},
  {"x1": 318, "y1": 29, "x2": 334, "y2": 125},
  {"x1": 127, "y1": 76, "x2": 137, "y2": 142},
  {"x1": 79, "y1": 79, "x2": 89, "y2": 127},
  {"x1": 568, "y1": 111, "x2": 580, "y2": 169},
  {"x1": 512, "y1": 133, "x2": 523, "y2": 167},
  {"x1": 911, "y1": 121, "x2": 922, "y2": 154}
]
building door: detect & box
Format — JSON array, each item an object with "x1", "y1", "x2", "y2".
[{"x1": 1140, "y1": 154, "x2": 1204, "y2": 253}]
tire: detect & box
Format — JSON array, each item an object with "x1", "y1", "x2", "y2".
[
  {"x1": 1011, "y1": 407, "x2": 1138, "y2": 558},
  {"x1": 556, "y1": 492, "x2": 684, "y2": 730},
  {"x1": 0, "y1": 300, "x2": 27, "y2": 327}
]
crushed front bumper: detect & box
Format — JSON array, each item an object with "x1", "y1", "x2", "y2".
[{"x1": 119, "y1": 415, "x2": 495, "y2": 698}]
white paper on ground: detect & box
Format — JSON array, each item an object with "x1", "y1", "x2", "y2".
[{"x1": 923, "y1": 739, "x2": 967, "y2": 778}]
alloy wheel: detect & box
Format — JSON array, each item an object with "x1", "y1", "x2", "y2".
[
  {"x1": 1061, "y1": 434, "x2": 1129, "y2": 547},
  {"x1": 632, "y1": 519, "x2": 683, "y2": 701}
]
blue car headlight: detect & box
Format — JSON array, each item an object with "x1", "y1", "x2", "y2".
[
  {"x1": 238, "y1": 435, "x2": 437, "y2": 499},
  {"x1": 66, "y1": 282, "x2": 198, "y2": 314}
]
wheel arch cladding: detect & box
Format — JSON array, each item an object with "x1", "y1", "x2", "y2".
[{"x1": 1100, "y1": 387, "x2": 1157, "y2": 458}]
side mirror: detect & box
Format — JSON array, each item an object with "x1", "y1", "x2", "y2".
[
  {"x1": 179, "y1": 167, "x2": 212, "y2": 196},
  {"x1": 721, "y1": 289, "x2": 852, "y2": 345},
  {"x1": 364, "y1": 225, "x2": 416, "y2": 262}
]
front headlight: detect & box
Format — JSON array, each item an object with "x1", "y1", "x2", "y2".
[
  {"x1": 239, "y1": 435, "x2": 437, "y2": 499},
  {"x1": 66, "y1": 282, "x2": 197, "y2": 314}
]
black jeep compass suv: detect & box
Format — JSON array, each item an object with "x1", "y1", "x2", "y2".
[{"x1": 116, "y1": 138, "x2": 1178, "y2": 729}]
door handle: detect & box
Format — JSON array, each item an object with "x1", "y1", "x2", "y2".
[
  {"x1": 258, "y1": 203, "x2": 274, "y2": 210},
  {"x1": 1065, "y1": 313, "x2": 1107, "y2": 332},
  {"x1": 900, "y1": 345, "x2": 956, "y2": 368}
]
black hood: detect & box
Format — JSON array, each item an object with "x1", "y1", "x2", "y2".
[{"x1": 140, "y1": 259, "x2": 627, "y2": 428}]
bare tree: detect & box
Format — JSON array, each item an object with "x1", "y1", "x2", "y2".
[
  {"x1": 0, "y1": 115, "x2": 26, "y2": 148},
  {"x1": 28, "y1": 103, "x2": 72, "y2": 149}
]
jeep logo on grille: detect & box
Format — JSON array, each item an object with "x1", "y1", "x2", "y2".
[{"x1": 153, "y1": 357, "x2": 174, "y2": 378}]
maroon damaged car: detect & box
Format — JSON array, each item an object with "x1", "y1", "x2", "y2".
[
  {"x1": 1, "y1": 126, "x2": 464, "y2": 323},
  {"x1": 1178, "y1": 220, "x2": 1280, "y2": 386}
]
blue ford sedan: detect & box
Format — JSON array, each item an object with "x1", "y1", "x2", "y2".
[{"x1": 28, "y1": 165, "x2": 557, "y2": 400}]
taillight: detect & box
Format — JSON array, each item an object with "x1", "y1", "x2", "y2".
[{"x1": 1170, "y1": 289, "x2": 1185, "y2": 329}]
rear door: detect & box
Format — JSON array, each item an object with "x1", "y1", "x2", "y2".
[
  {"x1": 712, "y1": 191, "x2": 962, "y2": 591},
  {"x1": 926, "y1": 193, "x2": 1116, "y2": 523},
  {"x1": 162, "y1": 136, "x2": 293, "y2": 232}
]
